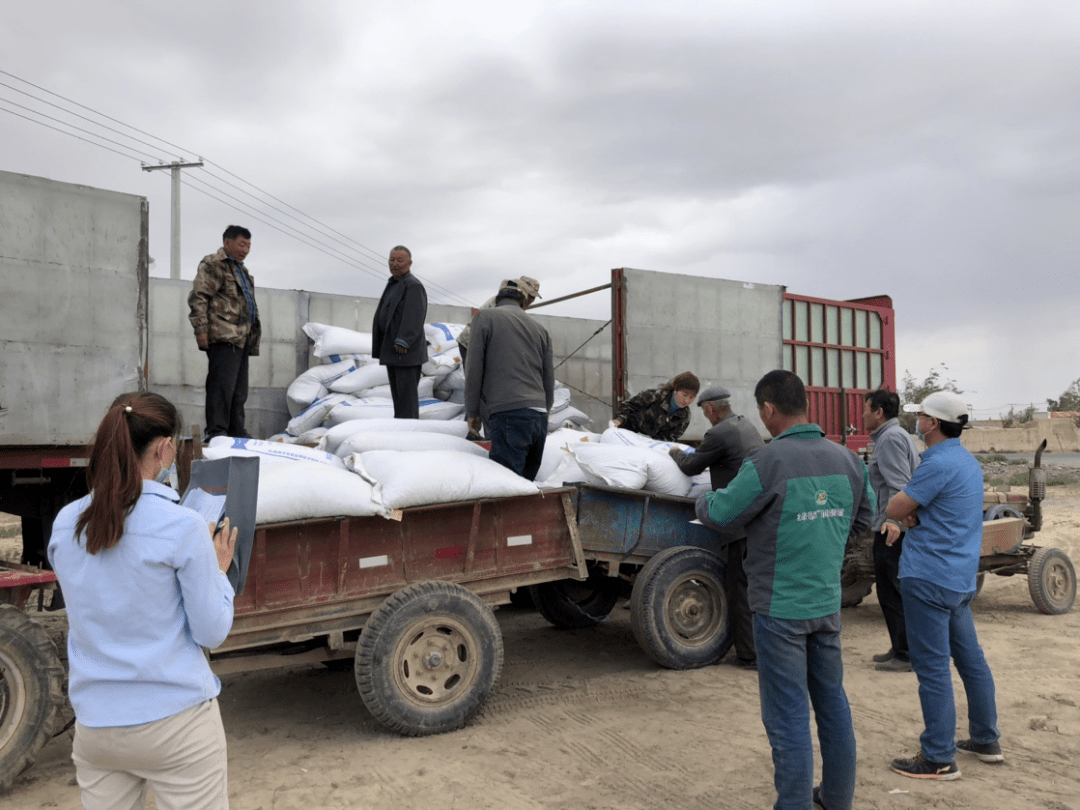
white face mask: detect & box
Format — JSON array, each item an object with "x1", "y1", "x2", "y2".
[{"x1": 155, "y1": 462, "x2": 178, "y2": 490}]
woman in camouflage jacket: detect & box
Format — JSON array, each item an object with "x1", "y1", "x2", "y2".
[{"x1": 612, "y1": 371, "x2": 700, "y2": 441}]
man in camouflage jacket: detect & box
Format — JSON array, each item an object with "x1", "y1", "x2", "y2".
[{"x1": 188, "y1": 225, "x2": 261, "y2": 440}]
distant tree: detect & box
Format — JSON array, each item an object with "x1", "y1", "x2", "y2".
[
  {"x1": 899, "y1": 364, "x2": 962, "y2": 433},
  {"x1": 1001, "y1": 404, "x2": 1036, "y2": 428},
  {"x1": 1047, "y1": 378, "x2": 1080, "y2": 413}
]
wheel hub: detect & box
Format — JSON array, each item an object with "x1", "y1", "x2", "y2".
[
  {"x1": 394, "y1": 619, "x2": 480, "y2": 707},
  {"x1": 665, "y1": 576, "x2": 723, "y2": 645}
]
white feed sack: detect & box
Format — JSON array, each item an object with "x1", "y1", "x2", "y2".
[
  {"x1": 286, "y1": 393, "x2": 351, "y2": 436},
  {"x1": 205, "y1": 436, "x2": 348, "y2": 470},
  {"x1": 600, "y1": 427, "x2": 692, "y2": 454},
  {"x1": 336, "y1": 431, "x2": 488, "y2": 458},
  {"x1": 534, "y1": 427, "x2": 601, "y2": 483},
  {"x1": 352, "y1": 377, "x2": 435, "y2": 401},
  {"x1": 327, "y1": 397, "x2": 464, "y2": 425},
  {"x1": 547, "y1": 404, "x2": 591, "y2": 433},
  {"x1": 302, "y1": 323, "x2": 374, "y2": 358},
  {"x1": 567, "y1": 443, "x2": 694, "y2": 497},
  {"x1": 255, "y1": 463, "x2": 380, "y2": 524},
  {"x1": 348, "y1": 450, "x2": 539, "y2": 511},
  {"x1": 328, "y1": 363, "x2": 390, "y2": 395},
  {"x1": 323, "y1": 418, "x2": 471, "y2": 454},
  {"x1": 286, "y1": 359, "x2": 357, "y2": 417},
  {"x1": 424, "y1": 322, "x2": 466, "y2": 355}
]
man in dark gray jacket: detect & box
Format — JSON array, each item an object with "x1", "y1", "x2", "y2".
[
  {"x1": 464, "y1": 278, "x2": 554, "y2": 479},
  {"x1": 863, "y1": 389, "x2": 919, "y2": 672},
  {"x1": 372, "y1": 245, "x2": 428, "y2": 419},
  {"x1": 672, "y1": 386, "x2": 764, "y2": 668}
]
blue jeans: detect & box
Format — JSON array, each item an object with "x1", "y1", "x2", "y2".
[
  {"x1": 754, "y1": 612, "x2": 856, "y2": 810},
  {"x1": 488, "y1": 408, "x2": 548, "y2": 480},
  {"x1": 900, "y1": 576, "x2": 999, "y2": 763}
]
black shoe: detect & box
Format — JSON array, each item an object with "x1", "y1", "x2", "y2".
[
  {"x1": 957, "y1": 738, "x2": 1004, "y2": 763},
  {"x1": 875, "y1": 657, "x2": 913, "y2": 672},
  {"x1": 872, "y1": 649, "x2": 895, "y2": 663},
  {"x1": 891, "y1": 751, "x2": 961, "y2": 780},
  {"x1": 812, "y1": 785, "x2": 827, "y2": 809}
]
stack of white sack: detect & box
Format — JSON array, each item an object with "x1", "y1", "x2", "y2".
[
  {"x1": 322, "y1": 418, "x2": 471, "y2": 454},
  {"x1": 550, "y1": 426, "x2": 717, "y2": 498},
  {"x1": 547, "y1": 384, "x2": 590, "y2": 432},
  {"x1": 534, "y1": 427, "x2": 602, "y2": 488},
  {"x1": 200, "y1": 437, "x2": 381, "y2": 524},
  {"x1": 347, "y1": 450, "x2": 539, "y2": 512},
  {"x1": 282, "y1": 322, "x2": 469, "y2": 438},
  {"x1": 600, "y1": 427, "x2": 712, "y2": 497}
]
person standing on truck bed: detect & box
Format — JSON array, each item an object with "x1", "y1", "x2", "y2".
[
  {"x1": 372, "y1": 245, "x2": 428, "y2": 419},
  {"x1": 48, "y1": 391, "x2": 237, "y2": 809},
  {"x1": 863, "y1": 389, "x2": 919, "y2": 673},
  {"x1": 465, "y1": 277, "x2": 554, "y2": 480},
  {"x1": 706, "y1": 370, "x2": 874, "y2": 810},
  {"x1": 885, "y1": 391, "x2": 1002, "y2": 781},
  {"x1": 188, "y1": 225, "x2": 260, "y2": 441},
  {"x1": 672, "y1": 385, "x2": 764, "y2": 670},
  {"x1": 612, "y1": 372, "x2": 699, "y2": 441}
]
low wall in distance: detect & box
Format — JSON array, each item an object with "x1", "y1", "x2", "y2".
[{"x1": 961, "y1": 419, "x2": 1080, "y2": 454}]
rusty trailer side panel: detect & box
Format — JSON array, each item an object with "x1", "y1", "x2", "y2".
[{"x1": 216, "y1": 489, "x2": 585, "y2": 653}]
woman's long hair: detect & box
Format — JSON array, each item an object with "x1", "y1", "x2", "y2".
[
  {"x1": 75, "y1": 392, "x2": 180, "y2": 554},
  {"x1": 661, "y1": 371, "x2": 700, "y2": 396}
]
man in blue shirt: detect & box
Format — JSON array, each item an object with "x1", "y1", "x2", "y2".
[{"x1": 885, "y1": 391, "x2": 1002, "y2": 780}]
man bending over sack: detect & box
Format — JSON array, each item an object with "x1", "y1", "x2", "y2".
[{"x1": 464, "y1": 278, "x2": 554, "y2": 480}]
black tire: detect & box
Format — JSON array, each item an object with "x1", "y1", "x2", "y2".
[
  {"x1": 355, "y1": 581, "x2": 503, "y2": 736},
  {"x1": 840, "y1": 582, "x2": 872, "y2": 609},
  {"x1": 629, "y1": 546, "x2": 731, "y2": 670},
  {"x1": 529, "y1": 569, "x2": 620, "y2": 629},
  {"x1": 1027, "y1": 548, "x2": 1076, "y2": 615},
  {"x1": 0, "y1": 605, "x2": 65, "y2": 789}
]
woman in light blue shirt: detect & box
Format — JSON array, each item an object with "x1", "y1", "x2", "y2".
[{"x1": 49, "y1": 392, "x2": 237, "y2": 809}]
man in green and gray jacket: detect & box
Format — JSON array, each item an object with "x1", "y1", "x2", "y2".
[{"x1": 706, "y1": 370, "x2": 874, "y2": 810}]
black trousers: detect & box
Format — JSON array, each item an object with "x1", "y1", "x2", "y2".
[
  {"x1": 387, "y1": 365, "x2": 422, "y2": 419},
  {"x1": 873, "y1": 530, "x2": 908, "y2": 660},
  {"x1": 205, "y1": 342, "x2": 250, "y2": 440},
  {"x1": 727, "y1": 538, "x2": 756, "y2": 661}
]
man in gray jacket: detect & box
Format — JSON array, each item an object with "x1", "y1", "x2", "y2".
[
  {"x1": 863, "y1": 389, "x2": 920, "y2": 672},
  {"x1": 672, "y1": 386, "x2": 764, "y2": 668},
  {"x1": 464, "y1": 278, "x2": 554, "y2": 480}
]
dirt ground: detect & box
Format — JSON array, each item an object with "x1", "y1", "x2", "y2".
[{"x1": 3, "y1": 487, "x2": 1079, "y2": 810}]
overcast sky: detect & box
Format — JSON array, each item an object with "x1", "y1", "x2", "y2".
[{"x1": 4, "y1": 1, "x2": 1079, "y2": 417}]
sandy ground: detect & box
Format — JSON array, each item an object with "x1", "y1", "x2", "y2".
[{"x1": 2, "y1": 487, "x2": 1079, "y2": 810}]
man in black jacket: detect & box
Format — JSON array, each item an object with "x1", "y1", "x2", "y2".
[
  {"x1": 372, "y1": 245, "x2": 428, "y2": 418},
  {"x1": 672, "y1": 386, "x2": 764, "y2": 668}
]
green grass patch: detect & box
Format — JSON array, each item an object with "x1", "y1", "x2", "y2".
[{"x1": 977, "y1": 454, "x2": 1010, "y2": 464}]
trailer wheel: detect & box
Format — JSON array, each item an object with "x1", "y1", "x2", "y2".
[
  {"x1": 1027, "y1": 548, "x2": 1076, "y2": 615},
  {"x1": 528, "y1": 568, "x2": 620, "y2": 629},
  {"x1": 0, "y1": 605, "x2": 64, "y2": 789},
  {"x1": 629, "y1": 546, "x2": 730, "y2": 670},
  {"x1": 355, "y1": 581, "x2": 503, "y2": 736}
]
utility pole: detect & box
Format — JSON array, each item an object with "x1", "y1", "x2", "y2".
[{"x1": 142, "y1": 160, "x2": 204, "y2": 280}]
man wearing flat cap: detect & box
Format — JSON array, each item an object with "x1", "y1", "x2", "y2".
[
  {"x1": 464, "y1": 277, "x2": 553, "y2": 479},
  {"x1": 885, "y1": 391, "x2": 1002, "y2": 781},
  {"x1": 670, "y1": 385, "x2": 764, "y2": 668}
]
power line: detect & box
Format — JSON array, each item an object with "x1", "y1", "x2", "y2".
[
  {"x1": 1, "y1": 69, "x2": 478, "y2": 308},
  {"x1": 0, "y1": 104, "x2": 146, "y2": 163},
  {"x1": 0, "y1": 80, "x2": 184, "y2": 163}
]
